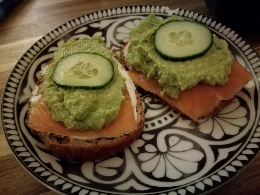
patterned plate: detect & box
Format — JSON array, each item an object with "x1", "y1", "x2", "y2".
[{"x1": 1, "y1": 5, "x2": 260, "y2": 195}]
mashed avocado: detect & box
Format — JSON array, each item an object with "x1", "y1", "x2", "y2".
[
  {"x1": 43, "y1": 37, "x2": 126, "y2": 130},
  {"x1": 126, "y1": 14, "x2": 233, "y2": 98}
]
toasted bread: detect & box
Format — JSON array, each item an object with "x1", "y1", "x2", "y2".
[{"x1": 26, "y1": 54, "x2": 144, "y2": 162}]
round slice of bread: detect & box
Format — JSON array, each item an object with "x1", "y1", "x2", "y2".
[
  {"x1": 27, "y1": 56, "x2": 145, "y2": 162},
  {"x1": 32, "y1": 91, "x2": 144, "y2": 162},
  {"x1": 120, "y1": 42, "x2": 234, "y2": 120}
]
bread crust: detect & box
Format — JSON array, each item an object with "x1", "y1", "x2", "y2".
[
  {"x1": 33, "y1": 91, "x2": 144, "y2": 162},
  {"x1": 27, "y1": 56, "x2": 144, "y2": 162},
  {"x1": 120, "y1": 42, "x2": 234, "y2": 120}
]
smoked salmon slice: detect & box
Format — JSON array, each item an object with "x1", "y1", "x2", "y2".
[
  {"x1": 26, "y1": 90, "x2": 137, "y2": 139},
  {"x1": 128, "y1": 59, "x2": 253, "y2": 121}
]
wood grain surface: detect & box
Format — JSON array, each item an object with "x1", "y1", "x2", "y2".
[{"x1": 0, "y1": 0, "x2": 260, "y2": 195}]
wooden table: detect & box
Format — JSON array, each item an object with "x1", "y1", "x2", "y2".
[{"x1": 0, "y1": 0, "x2": 259, "y2": 194}]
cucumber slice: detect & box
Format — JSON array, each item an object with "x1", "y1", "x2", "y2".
[
  {"x1": 52, "y1": 52, "x2": 114, "y2": 89},
  {"x1": 154, "y1": 20, "x2": 213, "y2": 61}
]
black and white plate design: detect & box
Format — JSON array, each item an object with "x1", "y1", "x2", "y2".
[{"x1": 1, "y1": 5, "x2": 260, "y2": 195}]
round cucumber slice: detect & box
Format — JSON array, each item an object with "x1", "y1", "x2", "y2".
[
  {"x1": 52, "y1": 52, "x2": 114, "y2": 89},
  {"x1": 154, "y1": 20, "x2": 213, "y2": 61}
]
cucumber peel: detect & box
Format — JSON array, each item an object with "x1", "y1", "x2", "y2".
[
  {"x1": 154, "y1": 20, "x2": 213, "y2": 61},
  {"x1": 52, "y1": 52, "x2": 114, "y2": 89}
]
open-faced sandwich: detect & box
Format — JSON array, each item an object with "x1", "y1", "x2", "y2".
[
  {"x1": 120, "y1": 14, "x2": 253, "y2": 121},
  {"x1": 26, "y1": 37, "x2": 144, "y2": 162}
]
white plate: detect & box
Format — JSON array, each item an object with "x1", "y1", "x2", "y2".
[{"x1": 2, "y1": 5, "x2": 260, "y2": 195}]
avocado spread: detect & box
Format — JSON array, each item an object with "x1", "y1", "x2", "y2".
[
  {"x1": 42, "y1": 37, "x2": 126, "y2": 130},
  {"x1": 126, "y1": 14, "x2": 233, "y2": 98}
]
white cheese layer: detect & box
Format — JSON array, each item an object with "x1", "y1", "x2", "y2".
[{"x1": 116, "y1": 59, "x2": 137, "y2": 122}]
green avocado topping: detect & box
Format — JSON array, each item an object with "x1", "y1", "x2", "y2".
[
  {"x1": 126, "y1": 14, "x2": 233, "y2": 98},
  {"x1": 42, "y1": 37, "x2": 126, "y2": 130}
]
